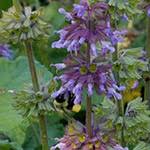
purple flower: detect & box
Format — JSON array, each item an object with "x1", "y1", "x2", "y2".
[
  {"x1": 148, "y1": 9, "x2": 150, "y2": 17},
  {"x1": 58, "y1": 8, "x2": 73, "y2": 21},
  {"x1": 51, "y1": 63, "x2": 66, "y2": 70},
  {"x1": 101, "y1": 41, "x2": 115, "y2": 55},
  {"x1": 51, "y1": 121, "x2": 128, "y2": 150},
  {"x1": 122, "y1": 13, "x2": 128, "y2": 21},
  {"x1": 113, "y1": 144, "x2": 129, "y2": 150},
  {"x1": 52, "y1": 1, "x2": 124, "y2": 56},
  {"x1": 147, "y1": 6, "x2": 150, "y2": 17},
  {"x1": 105, "y1": 29, "x2": 127, "y2": 45},
  {"x1": 0, "y1": 44, "x2": 13, "y2": 59},
  {"x1": 51, "y1": 54, "x2": 124, "y2": 104},
  {"x1": 144, "y1": 4, "x2": 150, "y2": 17},
  {"x1": 131, "y1": 81, "x2": 139, "y2": 90}
]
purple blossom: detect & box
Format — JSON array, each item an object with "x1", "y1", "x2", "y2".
[
  {"x1": 113, "y1": 144, "x2": 129, "y2": 150},
  {"x1": 131, "y1": 81, "x2": 139, "y2": 90},
  {"x1": 51, "y1": 63, "x2": 66, "y2": 70},
  {"x1": 58, "y1": 8, "x2": 73, "y2": 21},
  {"x1": 144, "y1": 4, "x2": 150, "y2": 17},
  {"x1": 101, "y1": 41, "x2": 115, "y2": 55},
  {"x1": 52, "y1": 1, "x2": 125, "y2": 56},
  {"x1": 51, "y1": 121, "x2": 128, "y2": 150},
  {"x1": 122, "y1": 13, "x2": 128, "y2": 21},
  {"x1": 105, "y1": 29, "x2": 127, "y2": 45},
  {"x1": 147, "y1": 6, "x2": 150, "y2": 17},
  {"x1": 51, "y1": 54, "x2": 124, "y2": 104},
  {"x1": 0, "y1": 44, "x2": 13, "y2": 59}
]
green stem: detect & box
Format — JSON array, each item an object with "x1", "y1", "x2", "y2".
[
  {"x1": 86, "y1": 35, "x2": 92, "y2": 137},
  {"x1": 25, "y1": 40, "x2": 49, "y2": 150},
  {"x1": 25, "y1": 41, "x2": 39, "y2": 92},
  {"x1": 145, "y1": 17, "x2": 150, "y2": 108},
  {"x1": 113, "y1": 45, "x2": 125, "y2": 146},
  {"x1": 112, "y1": 3, "x2": 125, "y2": 143},
  {"x1": 86, "y1": 96, "x2": 92, "y2": 138},
  {"x1": 39, "y1": 114, "x2": 49, "y2": 150}
]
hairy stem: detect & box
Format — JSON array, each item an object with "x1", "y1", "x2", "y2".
[
  {"x1": 113, "y1": 45, "x2": 125, "y2": 146},
  {"x1": 25, "y1": 41, "x2": 39, "y2": 92},
  {"x1": 25, "y1": 40, "x2": 49, "y2": 150},
  {"x1": 39, "y1": 114, "x2": 49, "y2": 150},
  {"x1": 86, "y1": 35, "x2": 93, "y2": 137},
  {"x1": 145, "y1": 17, "x2": 150, "y2": 108},
  {"x1": 86, "y1": 96, "x2": 92, "y2": 138}
]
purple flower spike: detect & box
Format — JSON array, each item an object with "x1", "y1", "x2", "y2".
[
  {"x1": 0, "y1": 44, "x2": 13, "y2": 59},
  {"x1": 51, "y1": 121, "x2": 128, "y2": 150},
  {"x1": 51, "y1": 54, "x2": 124, "y2": 104},
  {"x1": 52, "y1": 1, "x2": 124, "y2": 56}
]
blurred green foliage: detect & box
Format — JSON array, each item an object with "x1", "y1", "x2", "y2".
[{"x1": 0, "y1": 0, "x2": 12, "y2": 10}]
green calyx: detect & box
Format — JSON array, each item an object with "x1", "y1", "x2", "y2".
[
  {"x1": 35, "y1": 91, "x2": 44, "y2": 100},
  {"x1": 14, "y1": 86, "x2": 54, "y2": 120},
  {"x1": 89, "y1": 64, "x2": 97, "y2": 73},
  {"x1": 80, "y1": 64, "x2": 97, "y2": 75},
  {"x1": 80, "y1": 65, "x2": 88, "y2": 75}
]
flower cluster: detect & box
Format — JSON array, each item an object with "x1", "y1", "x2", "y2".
[
  {"x1": 0, "y1": 6, "x2": 50, "y2": 42},
  {"x1": 52, "y1": 0, "x2": 125, "y2": 56},
  {"x1": 51, "y1": 1, "x2": 126, "y2": 148},
  {"x1": 51, "y1": 121, "x2": 128, "y2": 150},
  {"x1": 0, "y1": 44, "x2": 12, "y2": 59},
  {"x1": 52, "y1": 54, "x2": 125, "y2": 104}
]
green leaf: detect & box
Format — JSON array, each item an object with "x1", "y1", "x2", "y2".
[
  {"x1": 133, "y1": 142, "x2": 150, "y2": 150},
  {"x1": 22, "y1": 113, "x2": 65, "y2": 149},
  {"x1": 0, "y1": 56, "x2": 52, "y2": 146}
]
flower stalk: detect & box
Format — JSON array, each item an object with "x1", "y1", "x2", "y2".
[
  {"x1": 24, "y1": 40, "x2": 49, "y2": 150},
  {"x1": 145, "y1": 16, "x2": 150, "y2": 108},
  {"x1": 86, "y1": 95, "x2": 92, "y2": 138},
  {"x1": 113, "y1": 45, "x2": 125, "y2": 146},
  {"x1": 86, "y1": 13, "x2": 92, "y2": 136}
]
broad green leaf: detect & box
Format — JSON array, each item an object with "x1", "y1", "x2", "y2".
[
  {"x1": 0, "y1": 56, "x2": 52, "y2": 146},
  {"x1": 22, "y1": 113, "x2": 65, "y2": 149}
]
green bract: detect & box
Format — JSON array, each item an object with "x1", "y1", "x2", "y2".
[
  {"x1": 14, "y1": 83, "x2": 54, "y2": 120},
  {"x1": 0, "y1": 6, "x2": 50, "y2": 42}
]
